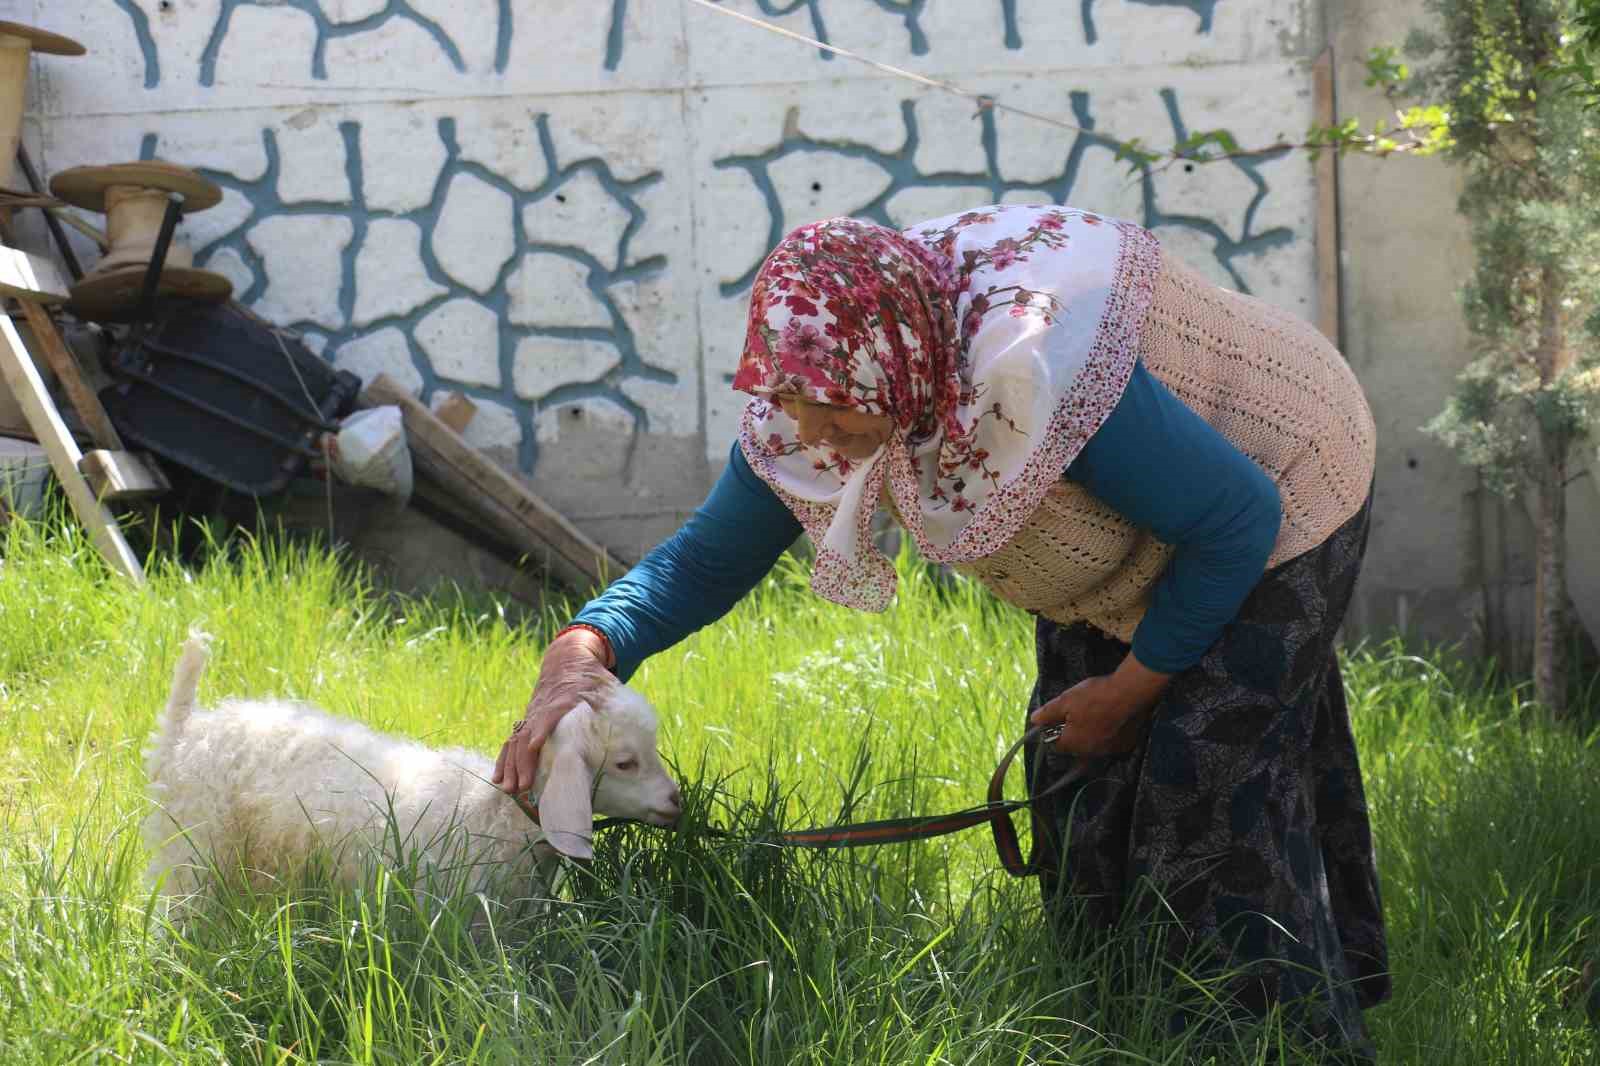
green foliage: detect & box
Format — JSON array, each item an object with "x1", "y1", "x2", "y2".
[
  {"x1": 1552, "y1": 0, "x2": 1600, "y2": 104},
  {"x1": 1268, "y1": 47, "x2": 1455, "y2": 163},
  {"x1": 1366, "y1": 44, "x2": 1413, "y2": 87},
  {"x1": 1099, "y1": 43, "x2": 1456, "y2": 172},
  {"x1": 1425, "y1": 357, "x2": 1530, "y2": 497},
  {"x1": 1383, "y1": 0, "x2": 1600, "y2": 496},
  {"x1": 1111, "y1": 135, "x2": 1163, "y2": 171},
  {"x1": 0, "y1": 518, "x2": 1597, "y2": 1063},
  {"x1": 1171, "y1": 127, "x2": 1243, "y2": 162}
]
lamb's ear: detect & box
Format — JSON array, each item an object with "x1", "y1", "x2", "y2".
[{"x1": 535, "y1": 703, "x2": 600, "y2": 860}]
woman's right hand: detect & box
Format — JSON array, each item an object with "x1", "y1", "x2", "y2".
[{"x1": 492, "y1": 627, "x2": 616, "y2": 797}]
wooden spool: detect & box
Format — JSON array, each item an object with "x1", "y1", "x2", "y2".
[
  {"x1": 51, "y1": 161, "x2": 232, "y2": 322},
  {"x1": 0, "y1": 22, "x2": 84, "y2": 187}
]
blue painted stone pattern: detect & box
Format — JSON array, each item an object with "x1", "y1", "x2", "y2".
[
  {"x1": 112, "y1": 0, "x2": 1286, "y2": 479},
  {"x1": 142, "y1": 117, "x2": 669, "y2": 476}
]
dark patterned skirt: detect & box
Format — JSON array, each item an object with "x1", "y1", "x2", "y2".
[{"x1": 1024, "y1": 494, "x2": 1389, "y2": 1057}]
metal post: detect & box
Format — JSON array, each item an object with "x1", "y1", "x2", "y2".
[
  {"x1": 16, "y1": 144, "x2": 84, "y2": 281},
  {"x1": 133, "y1": 192, "x2": 184, "y2": 323}
]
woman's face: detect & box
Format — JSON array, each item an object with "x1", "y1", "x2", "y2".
[{"x1": 774, "y1": 395, "x2": 895, "y2": 460}]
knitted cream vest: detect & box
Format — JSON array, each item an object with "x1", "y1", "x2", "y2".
[{"x1": 950, "y1": 249, "x2": 1377, "y2": 641}]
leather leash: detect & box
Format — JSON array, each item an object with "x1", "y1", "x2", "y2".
[
  {"x1": 761, "y1": 723, "x2": 1083, "y2": 876},
  {"x1": 535, "y1": 724, "x2": 1087, "y2": 877}
]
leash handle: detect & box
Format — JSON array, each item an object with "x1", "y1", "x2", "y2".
[{"x1": 987, "y1": 724, "x2": 1077, "y2": 876}]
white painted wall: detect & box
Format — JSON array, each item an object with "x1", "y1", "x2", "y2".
[
  {"x1": 12, "y1": 0, "x2": 1323, "y2": 559},
  {"x1": 1327, "y1": 0, "x2": 1600, "y2": 654}
]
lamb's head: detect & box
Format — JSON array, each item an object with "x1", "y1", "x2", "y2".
[{"x1": 533, "y1": 684, "x2": 681, "y2": 860}]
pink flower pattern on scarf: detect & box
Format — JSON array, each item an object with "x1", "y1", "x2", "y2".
[{"x1": 735, "y1": 205, "x2": 1161, "y2": 611}]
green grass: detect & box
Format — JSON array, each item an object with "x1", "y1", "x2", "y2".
[{"x1": 0, "y1": 509, "x2": 1596, "y2": 1064}]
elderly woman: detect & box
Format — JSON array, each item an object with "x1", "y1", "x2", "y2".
[{"x1": 492, "y1": 205, "x2": 1388, "y2": 1055}]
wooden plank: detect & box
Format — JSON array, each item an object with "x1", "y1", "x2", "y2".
[
  {"x1": 0, "y1": 243, "x2": 69, "y2": 303},
  {"x1": 79, "y1": 448, "x2": 170, "y2": 499},
  {"x1": 1312, "y1": 47, "x2": 1342, "y2": 349},
  {"x1": 408, "y1": 445, "x2": 612, "y2": 590},
  {"x1": 16, "y1": 297, "x2": 125, "y2": 448},
  {"x1": 407, "y1": 474, "x2": 549, "y2": 570},
  {"x1": 417, "y1": 464, "x2": 582, "y2": 576},
  {"x1": 433, "y1": 391, "x2": 478, "y2": 434},
  {"x1": 0, "y1": 415, "x2": 92, "y2": 447},
  {"x1": 365, "y1": 376, "x2": 624, "y2": 589},
  {"x1": 0, "y1": 312, "x2": 144, "y2": 582},
  {"x1": 362, "y1": 374, "x2": 624, "y2": 590}
]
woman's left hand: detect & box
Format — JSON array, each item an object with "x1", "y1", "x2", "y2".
[{"x1": 1028, "y1": 653, "x2": 1171, "y2": 756}]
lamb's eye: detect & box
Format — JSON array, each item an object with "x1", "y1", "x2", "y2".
[{"x1": 615, "y1": 757, "x2": 639, "y2": 772}]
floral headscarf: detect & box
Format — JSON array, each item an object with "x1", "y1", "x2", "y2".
[{"x1": 734, "y1": 204, "x2": 1160, "y2": 611}]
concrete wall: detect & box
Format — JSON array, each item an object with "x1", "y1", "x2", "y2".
[
  {"x1": 14, "y1": 0, "x2": 1320, "y2": 562},
  {"x1": 10, "y1": 1, "x2": 1588, "y2": 646},
  {"x1": 1322, "y1": 0, "x2": 1494, "y2": 644},
  {"x1": 1324, "y1": 0, "x2": 1600, "y2": 654}
]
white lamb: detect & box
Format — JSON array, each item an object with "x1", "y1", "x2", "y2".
[{"x1": 142, "y1": 632, "x2": 680, "y2": 910}]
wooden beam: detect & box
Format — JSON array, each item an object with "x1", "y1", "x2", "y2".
[
  {"x1": 0, "y1": 416, "x2": 91, "y2": 446},
  {"x1": 79, "y1": 448, "x2": 171, "y2": 499},
  {"x1": 5, "y1": 275, "x2": 169, "y2": 497},
  {"x1": 433, "y1": 391, "x2": 478, "y2": 434},
  {"x1": 0, "y1": 311, "x2": 144, "y2": 582},
  {"x1": 361, "y1": 374, "x2": 623, "y2": 591},
  {"x1": 0, "y1": 243, "x2": 68, "y2": 303},
  {"x1": 16, "y1": 296, "x2": 123, "y2": 446},
  {"x1": 1312, "y1": 47, "x2": 1343, "y2": 349}
]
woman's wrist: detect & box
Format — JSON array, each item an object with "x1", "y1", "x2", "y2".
[
  {"x1": 1109, "y1": 651, "x2": 1171, "y2": 711},
  {"x1": 554, "y1": 622, "x2": 616, "y2": 671}
]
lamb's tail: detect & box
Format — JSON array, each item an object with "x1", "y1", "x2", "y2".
[{"x1": 144, "y1": 630, "x2": 212, "y2": 778}]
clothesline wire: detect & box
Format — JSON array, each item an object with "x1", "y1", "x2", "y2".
[{"x1": 680, "y1": 0, "x2": 1098, "y2": 140}]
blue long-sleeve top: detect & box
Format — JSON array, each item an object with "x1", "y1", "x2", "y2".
[{"x1": 575, "y1": 360, "x2": 1281, "y2": 680}]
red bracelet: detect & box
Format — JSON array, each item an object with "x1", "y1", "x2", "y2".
[{"x1": 555, "y1": 622, "x2": 615, "y2": 670}]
